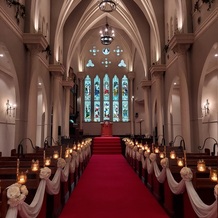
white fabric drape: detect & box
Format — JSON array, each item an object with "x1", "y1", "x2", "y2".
[
  {"x1": 123, "y1": 140, "x2": 218, "y2": 218},
  {"x1": 5, "y1": 143, "x2": 91, "y2": 218}
]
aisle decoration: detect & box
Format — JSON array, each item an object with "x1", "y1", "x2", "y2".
[{"x1": 5, "y1": 138, "x2": 92, "y2": 218}]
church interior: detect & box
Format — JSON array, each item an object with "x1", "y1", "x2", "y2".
[{"x1": 1, "y1": 0, "x2": 218, "y2": 217}]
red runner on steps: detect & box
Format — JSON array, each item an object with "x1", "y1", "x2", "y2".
[{"x1": 59, "y1": 155, "x2": 169, "y2": 218}]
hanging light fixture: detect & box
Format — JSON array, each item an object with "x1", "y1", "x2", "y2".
[
  {"x1": 99, "y1": 21, "x2": 115, "y2": 45},
  {"x1": 98, "y1": 0, "x2": 117, "y2": 12}
]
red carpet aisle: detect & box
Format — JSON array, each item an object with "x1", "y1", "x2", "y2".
[
  {"x1": 93, "y1": 137, "x2": 121, "y2": 154},
  {"x1": 59, "y1": 155, "x2": 169, "y2": 218}
]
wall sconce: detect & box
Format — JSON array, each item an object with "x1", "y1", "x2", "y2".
[
  {"x1": 6, "y1": 99, "x2": 16, "y2": 116},
  {"x1": 202, "y1": 99, "x2": 209, "y2": 117}
]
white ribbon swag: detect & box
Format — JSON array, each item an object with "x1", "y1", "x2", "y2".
[
  {"x1": 125, "y1": 142, "x2": 218, "y2": 218},
  {"x1": 5, "y1": 142, "x2": 91, "y2": 218}
]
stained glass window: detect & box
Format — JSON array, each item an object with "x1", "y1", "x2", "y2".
[
  {"x1": 122, "y1": 75, "x2": 129, "y2": 122},
  {"x1": 112, "y1": 75, "x2": 119, "y2": 122},
  {"x1": 103, "y1": 101, "x2": 110, "y2": 120},
  {"x1": 113, "y1": 75, "x2": 119, "y2": 101},
  {"x1": 113, "y1": 101, "x2": 119, "y2": 122},
  {"x1": 94, "y1": 101, "x2": 101, "y2": 122},
  {"x1": 84, "y1": 74, "x2": 129, "y2": 122},
  {"x1": 103, "y1": 74, "x2": 110, "y2": 101},
  {"x1": 84, "y1": 75, "x2": 91, "y2": 122},
  {"x1": 94, "y1": 75, "x2": 101, "y2": 122}
]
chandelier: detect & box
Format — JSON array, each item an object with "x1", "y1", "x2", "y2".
[
  {"x1": 98, "y1": 0, "x2": 117, "y2": 12},
  {"x1": 99, "y1": 22, "x2": 115, "y2": 45}
]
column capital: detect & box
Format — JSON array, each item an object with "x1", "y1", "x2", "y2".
[
  {"x1": 62, "y1": 80, "x2": 74, "y2": 88},
  {"x1": 127, "y1": 72, "x2": 135, "y2": 80},
  {"x1": 168, "y1": 33, "x2": 194, "y2": 54},
  {"x1": 140, "y1": 79, "x2": 152, "y2": 89},
  {"x1": 49, "y1": 64, "x2": 65, "y2": 77},
  {"x1": 23, "y1": 33, "x2": 48, "y2": 52},
  {"x1": 149, "y1": 64, "x2": 165, "y2": 81},
  {"x1": 77, "y1": 72, "x2": 86, "y2": 80}
]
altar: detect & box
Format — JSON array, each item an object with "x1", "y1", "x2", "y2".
[{"x1": 101, "y1": 121, "x2": 113, "y2": 136}]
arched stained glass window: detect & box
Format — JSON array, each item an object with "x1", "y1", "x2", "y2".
[
  {"x1": 94, "y1": 75, "x2": 101, "y2": 122},
  {"x1": 122, "y1": 75, "x2": 129, "y2": 122},
  {"x1": 103, "y1": 74, "x2": 110, "y2": 101},
  {"x1": 84, "y1": 75, "x2": 91, "y2": 122},
  {"x1": 103, "y1": 74, "x2": 110, "y2": 120},
  {"x1": 113, "y1": 75, "x2": 119, "y2": 122},
  {"x1": 113, "y1": 75, "x2": 119, "y2": 101}
]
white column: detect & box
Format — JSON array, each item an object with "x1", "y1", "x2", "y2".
[
  {"x1": 26, "y1": 48, "x2": 39, "y2": 152},
  {"x1": 141, "y1": 80, "x2": 152, "y2": 137},
  {"x1": 62, "y1": 80, "x2": 74, "y2": 137},
  {"x1": 127, "y1": 72, "x2": 135, "y2": 136},
  {"x1": 78, "y1": 72, "x2": 85, "y2": 131}
]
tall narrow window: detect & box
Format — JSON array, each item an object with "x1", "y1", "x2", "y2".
[
  {"x1": 113, "y1": 75, "x2": 119, "y2": 122},
  {"x1": 84, "y1": 75, "x2": 91, "y2": 122},
  {"x1": 94, "y1": 75, "x2": 101, "y2": 122},
  {"x1": 103, "y1": 74, "x2": 110, "y2": 120},
  {"x1": 122, "y1": 75, "x2": 129, "y2": 122}
]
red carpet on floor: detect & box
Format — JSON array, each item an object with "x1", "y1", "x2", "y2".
[
  {"x1": 59, "y1": 155, "x2": 169, "y2": 218},
  {"x1": 93, "y1": 137, "x2": 122, "y2": 154}
]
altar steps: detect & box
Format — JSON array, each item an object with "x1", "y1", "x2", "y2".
[{"x1": 93, "y1": 137, "x2": 122, "y2": 154}]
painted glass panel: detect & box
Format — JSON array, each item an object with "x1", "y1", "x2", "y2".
[
  {"x1": 84, "y1": 101, "x2": 91, "y2": 122},
  {"x1": 103, "y1": 101, "x2": 110, "y2": 120},
  {"x1": 94, "y1": 75, "x2": 100, "y2": 101},
  {"x1": 84, "y1": 75, "x2": 91, "y2": 101},
  {"x1": 122, "y1": 101, "x2": 129, "y2": 122},
  {"x1": 94, "y1": 101, "x2": 101, "y2": 122},
  {"x1": 122, "y1": 75, "x2": 128, "y2": 101},
  {"x1": 113, "y1": 101, "x2": 119, "y2": 122},
  {"x1": 113, "y1": 75, "x2": 119, "y2": 101},
  {"x1": 103, "y1": 74, "x2": 110, "y2": 101}
]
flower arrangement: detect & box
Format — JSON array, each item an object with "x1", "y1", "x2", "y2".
[
  {"x1": 180, "y1": 167, "x2": 193, "y2": 181},
  {"x1": 133, "y1": 146, "x2": 138, "y2": 152},
  {"x1": 7, "y1": 183, "x2": 28, "y2": 207},
  {"x1": 40, "y1": 167, "x2": 51, "y2": 180},
  {"x1": 149, "y1": 153, "x2": 157, "y2": 162},
  {"x1": 57, "y1": 157, "x2": 66, "y2": 169},
  {"x1": 160, "y1": 157, "x2": 169, "y2": 168}
]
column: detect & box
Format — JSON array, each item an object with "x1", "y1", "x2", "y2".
[
  {"x1": 141, "y1": 80, "x2": 152, "y2": 137},
  {"x1": 77, "y1": 72, "x2": 85, "y2": 131},
  {"x1": 169, "y1": 33, "x2": 194, "y2": 151},
  {"x1": 23, "y1": 33, "x2": 48, "y2": 152},
  {"x1": 49, "y1": 64, "x2": 65, "y2": 145},
  {"x1": 62, "y1": 80, "x2": 74, "y2": 137},
  {"x1": 127, "y1": 72, "x2": 135, "y2": 136},
  {"x1": 150, "y1": 65, "x2": 166, "y2": 142}
]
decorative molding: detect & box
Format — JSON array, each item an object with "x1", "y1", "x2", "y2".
[
  {"x1": 0, "y1": 6, "x2": 23, "y2": 40},
  {"x1": 62, "y1": 80, "x2": 74, "y2": 88},
  {"x1": 140, "y1": 79, "x2": 152, "y2": 88},
  {"x1": 49, "y1": 64, "x2": 65, "y2": 77},
  {"x1": 168, "y1": 33, "x2": 194, "y2": 54},
  {"x1": 195, "y1": 7, "x2": 218, "y2": 40},
  {"x1": 127, "y1": 72, "x2": 135, "y2": 80},
  {"x1": 149, "y1": 64, "x2": 166, "y2": 74}
]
